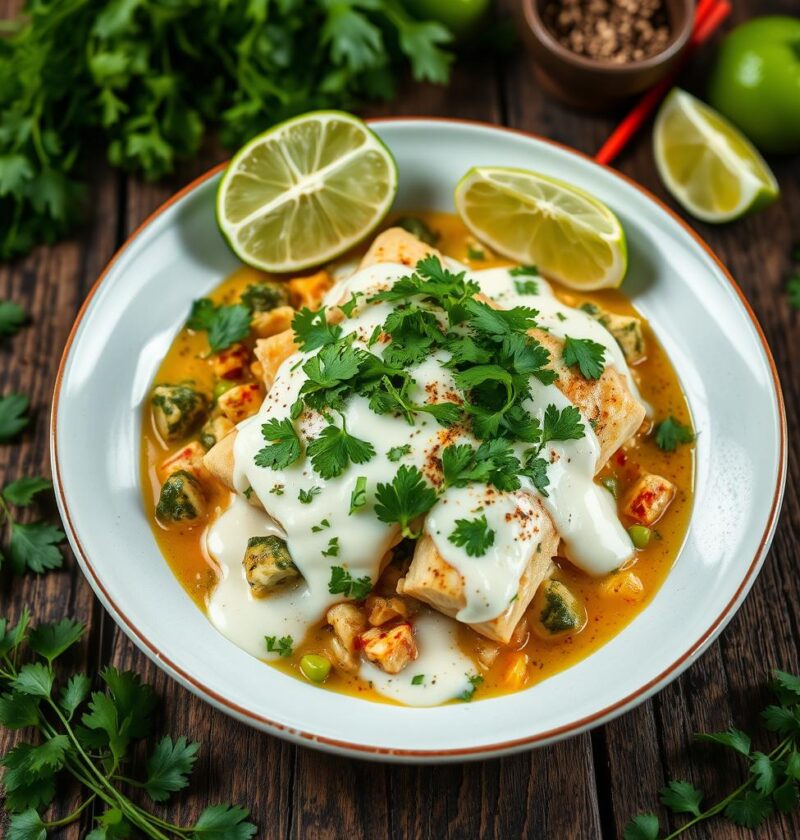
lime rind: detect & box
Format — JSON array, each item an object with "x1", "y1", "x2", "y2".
[
  {"x1": 455, "y1": 166, "x2": 628, "y2": 291},
  {"x1": 653, "y1": 89, "x2": 779, "y2": 224},
  {"x1": 216, "y1": 111, "x2": 398, "y2": 273}
]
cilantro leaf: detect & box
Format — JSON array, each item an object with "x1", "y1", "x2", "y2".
[
  {"x1": 541, "y1": 404, "x2": 585, "y2": 447},
  {"x1": 750, "y1": 751, "x2": 777, "y2": 794},
  {"x1": 509, "y1": 265, "x2": 539, "y2": 277},
  {"x1": 457, "y1": 673, "x2": 484, "y2": 702},
  {"x1": 59, "y1": 674, "x2": 91, "y2": 720},
  {"x1": 338, "y1": 292, "x2": 362, "y2": 318},
  {"x1": 254, "y1": 419, "x2": 302, "y2": 470},
  {"x1": 773, "y1": 669, "x2": 800, "y2": 701},
  {"x1": 520, "y1": 455, "x2": 551, "y2": 497},
  {"x1": 654, "y1": 415, "x2": 695, "y2": 452},
  {"x1": 192, "y1": 803, "x2": 257, "y2": 839},
  {"x1": 563, "y1": 335, "x2": 606, "y2": 380},
  {"x1": 442, "y1": 440, "x2": 522, "y2": 492},
  {"x1": 3, "y1": 476, "x2": 52, "y2": 506},
  {"x1": 696, "y1": 727, "x2": 751, "y2": 756},
  {"x1": 374, "y1": 465, "x2": 438, "y2": 538},
  {"x1": 660, "y1": 779, "x2": 703, "y2": 816},
  {"x1": 622, "y1": 814, "x2": 660, "y2": 840},
  {"x1": 265, "y1": 635, "x2": 293, "y2": 657},
  {"x1": 87, "y1": 808, "x2": 134, "y2": 840},
  {"x1": 724, "y1": 791, "x2": 773, "y2": 828},
  {"x1": 787, "y1": 275, "x2": 800, "y2": 309},
  {"x1": 292, "y1": 307, "x2": 342, "y2": 352},
  {"x1": 12, "y1": 663, "x2": 54, "y2": 697},
  {"x1": 448, "y1": 515, "x2": 495, "y2": 557},
  {"x1": 7, "y1": 807, "x2": 48, "y2": 840},
  {"x1": 411, "y1": 674, "x2": 425, "y2": 685},
  {"x1": 188, "y1": 299, "x2": 250, "y2": 353},
  {"x1": 387, "y1": 444, "x2": 411, "y2": 462},
  {"x1": 349, "y1": 476, "x2": 367, "y2": 514},
  {"x1": 28, "y1": 618, "x2": 84, "y2": 663},
  {"x1": 0, "y1": 691, "x2": 41, "y2": 729},
  {"x1": 328, "y1": 566, "x2": 372, "y2": 600},
  {"x1": 514, "y1": 279, "x2": 539, "y2": 295},
  {"x1": 8, "y1": 521, "x2": 65, "y2": 574},
  {"x1": 0, "y1": 393, "x2": 30, "y2": 442},
  {"x1": 0, "y1": 300, "x2": 27, "y2": 338},
  {"x1": 143, "y1": 736, "x2": 199, "y2": 802},
  {"x1": 464, "y1": 299, "x2": 539, "y2": 335},
  {"x1": 321, "y1": 537, "x2": 340, "y2": 557},
  {"x1": 298, "y1": 486, "x2": 321, "y2": 504},
  {"x1": 307, "y1": 423, "x2": 375, "y2": 480}
]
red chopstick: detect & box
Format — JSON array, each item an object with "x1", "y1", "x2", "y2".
[{"x1": 594, "y1": 0, "x2": 732, "y2": 166}]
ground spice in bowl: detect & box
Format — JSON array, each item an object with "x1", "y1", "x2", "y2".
[{"x1": 542, "y1": 0, "x2": 672, "y2": 63}]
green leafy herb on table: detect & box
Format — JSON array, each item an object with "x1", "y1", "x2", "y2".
[
  {"x1": 624, "y1": 669, "x2": 800, "y2": 839},
  {"x1": 0, "y1": 1, "x2": 455, "y2": 261},
  {"x1": 0, "y1": 393, "x2": 30, "y2": 443},
  {"x1": 0, "y1": 477, "x2": 66, "y2": 574},
  {"x1": 0, "y1": 301, "x2": 27, "y2": 340},
  {"x1": 0, "y1": 611, "x2": 257, "y2": 838}
]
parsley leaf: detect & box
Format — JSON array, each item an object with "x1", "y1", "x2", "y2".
[
  {"x1": 464, "y1": 299, "x2": 539, "y2": 335},
  {"x1": 9, "y1": 522, "x2": 65, "y2": 574},
  {"x1": 724, "y1": 791, "x2": 773, "y2": 828},
  {"x1": 541, "y1": 404, "x2": 585, "y2": 447},
  {"x1": 27, "y1": 619, "x2": 84, "y2": 663},
  {"x1": 254, "y1": 419, "x2": 302, "y2": 470},
  {"x1": 0, "y1": 301, "x2": 27, "y2": 338},
  {"x1": 457, "y1": 673, "x2": 484, "y2": 702},
  {"x1": 192, "y1": 803, "x2": 257, "y2": 839},
  {"x1": 321, "y1": 537, "x2": 340, "y2": 557},
  {"x1": 292, "y1": 307, "x2": 342, "y2": 352},
  {"x1": 374, "y1": 465, "x2": 438, "y2": 538},
  {"x1": 520, "y1": 455, "x2": 551, "y2": 497},
  {"x1": 307, "y1": 423, "x2": 375, "y2": 480},
  {"x1": 441, "y1": 440, "x2": 522, "y2": 492},
  {"x1": 187, "y1": 299, "x2": 250, "y2": 353},
  {"x1": 0, "y1": 393, "x2": 30, "y2": 442},
  {"x1": 264, "y1": 635, "x2": 293, "y2": 657},
  {"x1": 563, "y1": 335, "x2": 606, "y2": 380},
  {"x1": 654, "y1": 415, "x2": 695, "y2": 452},
  {"x1": 298, "y1": 486, "x2": 321, "y2": 504},
  {"x1": 660, "y1": 780, "x2": 703, "y2": 817},
  {"x1": 349, "y1": 476, "x2": 367, "y2": 514},
  {"x1": 448, "y1": 515, "x2": 495, "y2": 557},
  {"x1": 514, "y1": 279, "x2": 539, "y2": 295},
  {"x1": 328, "y1": 566, "x2": 372, "y2": 600},
  {"x1": 509, "y1": 265, "x2": 539, "y2": 277},
  {"x1": 3, "y1": 477, "x2": 52, "y2": 507},
  {"x1": 144, "y1": 736, "x2": 199, "y2": 802},
  {"x1": 338, "y1": 292, "x2": 363, "y2": 318}
]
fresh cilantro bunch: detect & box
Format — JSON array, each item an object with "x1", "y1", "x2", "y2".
[
  {"x1": 625, "y1": 669, "x2": 800, "y2": 839},
  {"x1": 0, "y1": 610, "x2": 256, "y2": 838},
  {"x1": 0, "y1": 0, "x2": 455, "y2": 260},
  {"x1": 0, "y1": 476, "x2": 65, "y2": 575}
]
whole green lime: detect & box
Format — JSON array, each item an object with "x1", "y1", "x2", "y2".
[
  {"x1": 404, "y1": 0, "x2": 491, "y2": 39},
  {"x1": 708, "y1": 16, "x2": 800, "y2": 154}
]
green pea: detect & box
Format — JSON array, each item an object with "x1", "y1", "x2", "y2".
[
  {"x1": 213, "y1": 380, "x2": 234, "y2": 401},
  {"x1": 601, "y1": 476, "x2": 619, "y2": 498},
  {"x1": 300, "y1": 653, "x2": 331, "y2": 683},
  {"x1": 628, "y1": 525, "x2": 652, "y2": 549}
]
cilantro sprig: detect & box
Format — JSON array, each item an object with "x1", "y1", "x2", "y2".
[
  {"x1": 187, "y1": 298, "x2": 251, "y2": 353},
  {"x1": 448, "y1": 515, "x2": 495, "y2": 557},
  {"x1": 265, "y1": 635, "x2": 293, "y2": 657},
  {"x1": 563, "y1": 335, "x2": 606, "y2": 380},
  {"x1": 328, "y1": 566, "x2": 372, "y2": 600},
  {"x1": 0, "y1": 300, "x2": 27, "y2": 340},
  {"x1": 375, "y1": 465, "x2": 438, "y2": 538},
  {"x1": 0, "y1": 476, "x2": 65, "y2": 574},
  {"x1": 654, "y1": 415, "x2": 695, "y2": 452},
  {"x1": 0, "y1": 611, "x2": 256, "y2": 838},
  {"x1": 624, "y1": 669, "x2": 800, "y2": 839},
  {"x1": 255, "y1": 418, "x2": 302, "y2": 471}
]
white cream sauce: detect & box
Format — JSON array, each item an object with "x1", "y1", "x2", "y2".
[{"x1": 205, "y1": 260, "x2": 641, "y2": 701}]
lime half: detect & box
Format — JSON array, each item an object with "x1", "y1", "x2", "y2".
[
  {"x1": 455, "y1": 166, "x2": 627, "y2": 290},
  {"x1": 217, "y1": 111, "x2": 398, "y2": 272},
  {"x1": 654, "y1": 89, "x2": 779, "y2": 223}
]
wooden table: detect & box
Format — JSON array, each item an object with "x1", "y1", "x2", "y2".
[{"x1": 1, "y1": 0, "x2": 798, "y2": 836}]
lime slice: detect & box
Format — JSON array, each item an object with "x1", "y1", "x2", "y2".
[
  {"x1": 454, "y1": 167, "x2": 627, "y2": 290},
  {"x1": 653, "y1": 88, "x2": 779, "y2": 223},
  {"x1": 217, "y1": 111, "x2": 398, "y2": 272}
]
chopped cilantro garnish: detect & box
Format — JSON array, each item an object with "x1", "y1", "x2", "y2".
[
  {"x1": 467, "y1": 244, "x2": 485, "y2": 260},
  {"x1": 311, "y1": 518, "x2": 330, "y2": 532},
  {"x1": 374, "y1": 465, "x2": 438, "y2": 538},
  {"x1": 292, "y1": 306, "x2": 343, "y2": 352},
  {"x1": 457, "y1": 673, "x2": 484, "y2": 701},
  {"x1": 387, "y1": 444, "x2": 411, "y2": 462},
  {"x1": 541, "y1": 404, "x2": 585, "y2": 447},
  {"x1": 328, "y1": 566, "x2": 372, "y2": 600},
  {"x1": 520, "y1": 455, "x2": 550, "y2": 497},
  {"x1": 349, "y1": 476, "x2": 367, "y2": 514},
  {"x1": 563, "y1": 335, "x2": 606, "y2": 380},
  {"x1": 265, "y1": 635, "x2": 293, "y2": 657},
  {"x1": 448, "y1": 514, "x2": 495, "y2": 557},
  {"x1": 514, "y1": 279, "x2": 539, "y2": 295},
  {"x1": 321, "y1": 537, "x2": 339, "y2": 557},
  {"x1": 411, "y1": 674, "x2": 425, "y2": 686},
  {"x1": 307, "y1": 422, "x2": 375, "y2": 480},
  {"x1": 654, "y1": 415, "x2": 695, "y2": 452},
  {"x1": 441, "y1": 439, "x2": 522, "y2": 492},
  {"x1": 187, "y1": 298, "x2": 251, "y2": 353},
  {"x1": 269, "y1": 484, "x2": 284, "y2": 496},
  {"x1": 338, "y1": 292, "x2": 363, "y2": 318},
  {"x1": 509, "y1": 265, "x2": 539, "y2": 277},
  {"x1": 254, "y1": 418, "x2": 302, "y2": 470},
  {"x1": 298, "y1": 486, "x2": 321, "y2": 504}
]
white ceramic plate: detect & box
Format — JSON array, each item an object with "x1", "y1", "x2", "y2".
[{"x1": 52, "y1": 119, "x2": 786, "y2": 762}]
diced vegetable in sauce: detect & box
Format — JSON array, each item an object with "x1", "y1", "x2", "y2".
[
  {"x1": 151, "y1": 384, "x2": 207, "y2": 441},
  {"x1": 532, "y1": 580, "x2": 586, "y2": 638},
  {"x1": 243, "y1": 535, "x2": 299, "y2": 596},
  {"x1": 156, "y1": 470, "x2": 206, "y2": 522}
]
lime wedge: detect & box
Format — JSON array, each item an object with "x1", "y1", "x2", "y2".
[
  {"x1": 454, "y1": 167, "x2": 627, "y2": 290},
  {"x1": 216, "y1": 111, "x2": 398, "y2": 272},
  {"x1": 654, "y1": 88, "x2": 779, "y2": 223}
]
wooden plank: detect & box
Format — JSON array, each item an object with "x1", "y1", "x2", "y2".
[{"x1": 0, "y1": 161, "x2": 120, "y2": 834}]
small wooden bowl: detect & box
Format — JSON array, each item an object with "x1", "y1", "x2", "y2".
[{"x1": 520, "y1": 0, "x2": 694, "y2": 110}]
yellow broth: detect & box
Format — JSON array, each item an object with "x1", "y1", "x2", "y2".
[{"x1": 141, "y1": 212, "x2": 694, "y2": 704}]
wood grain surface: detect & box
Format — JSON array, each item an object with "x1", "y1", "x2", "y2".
[{"x1": 1, "y1": 0, "x2": 798, "y2": 837}]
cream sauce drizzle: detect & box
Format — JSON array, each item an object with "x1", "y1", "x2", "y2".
[{"x1": 205, "y1": 261, "x2": 641, "y2": 696}]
